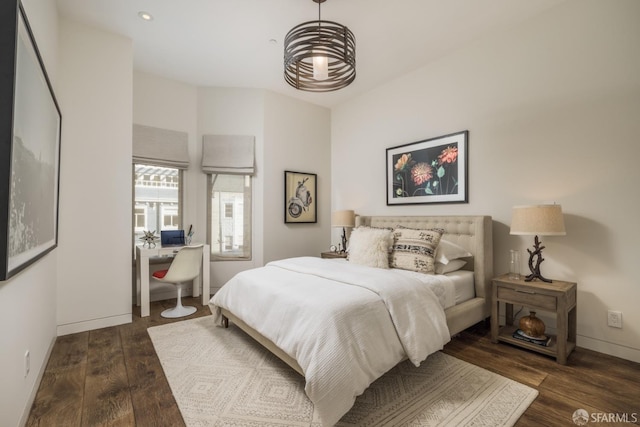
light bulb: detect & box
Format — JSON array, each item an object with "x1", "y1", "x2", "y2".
[
  {"x1": 313, "y1": 55, "x2": 328, "y2": 81},
  {"x1": 138, "y1": 11, "x2": 153, "y2": 21}
]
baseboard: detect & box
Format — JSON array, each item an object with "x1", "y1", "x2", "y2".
[
  {"x1": 131, "y1": 284, "x2": 194, "y2": 304},
  {"x1": 19, "y1": 334, "x2": 56, "y2": 427},
  {"x1": 577, "y1": 335, "x2": 640, "y2": 364},
  {"x1": 57, "y1": 313, "x2": 132, "y2": 336},
  {"x1": 149, "y1": 285, "x2": 193, "y2": 302}
]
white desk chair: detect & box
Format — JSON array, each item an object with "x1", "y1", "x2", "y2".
[{"x1": 152, "y1": 244, "x2": 204, "y2": 318}]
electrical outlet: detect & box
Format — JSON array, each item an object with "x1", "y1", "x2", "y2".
[
  {"x1": 24, "y1": 350, "x2": 30, "y2": 377},
  {"x1": 607, "y1": 310, "x2": 622, "y2": 328}
]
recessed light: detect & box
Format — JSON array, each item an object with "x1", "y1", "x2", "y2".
[{"x1": 138, "y1": 11, "x2": 153, "y2": 21}]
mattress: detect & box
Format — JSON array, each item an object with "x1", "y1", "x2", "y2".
[
  {"x1": 330, "y1": 259, "x2": 475, "y2": 309},
  {"x1": 445, "y1": 269, "x2": 476, "y2": 305}
]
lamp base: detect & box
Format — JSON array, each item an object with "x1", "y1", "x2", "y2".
[
  {"x1": 340, "y1": 227, "x2": 347, "y2": 253},
  {"x1": 525, "y1": 235, "x2": 553, "y2": 283},
  {"x1": 524, "y1": 272, "x2": 552, "y2": 283}
]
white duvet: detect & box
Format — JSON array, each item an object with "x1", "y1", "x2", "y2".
[{"x1": 210, "y1": 256, "x2": 451, "y2": 426}]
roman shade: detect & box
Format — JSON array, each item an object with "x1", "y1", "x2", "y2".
[
  {"x1": 133, "y1": 124, "x2": 189, "y2": 169},
  {"x1": 201, "y1": 135, "x2": 255, "y2": 175}
]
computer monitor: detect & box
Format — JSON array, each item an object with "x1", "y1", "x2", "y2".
[{"x1": 160, "y1": 230, "x2": 185, "y2": 247}]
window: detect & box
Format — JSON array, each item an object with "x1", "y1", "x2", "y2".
[
  {"x1": 208, "y1": 174, "x2": 251, "y2": 260},
  {"x1": 133, "y1": 164, "x2": 182, "y2": 247},
  {"x1": 162, "y1": 206, "x2": 179, "y2": 229},
  {"x1": 134, "y1": 206, "x2": 147, "y2": 231}
]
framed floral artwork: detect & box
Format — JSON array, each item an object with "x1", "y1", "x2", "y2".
[{"x1": 386, "y1": 131, "x2": 468, "y2": 205}]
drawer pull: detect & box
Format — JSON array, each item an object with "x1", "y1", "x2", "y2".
[{"x1": 515, "y1": 289, "x2": 536, "y2": 294}]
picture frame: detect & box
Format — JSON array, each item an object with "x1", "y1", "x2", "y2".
[
  {"x1": 386, "y1": 131, "x2": 468, "y2": 205},
  {"x1": 284, "y1": 171, "x2": 317, "y2": 223},
  {"x1": 0, "y1": 2, "x2": 62, "y2": 280}
]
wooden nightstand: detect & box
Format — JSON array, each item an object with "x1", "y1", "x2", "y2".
[
  {"x1": 320, "y1": 251, "x2": 347, "y2": 259},
  {"x1": 491, "y1": 274, "x2": 577, "y2": 364}
]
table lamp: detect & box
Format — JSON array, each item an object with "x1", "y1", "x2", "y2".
[
  {"x1": 510, "y1": 204, "x2": 566, "y2": 283},
  {"x1": 331, "y1": 210, "x2": 355, "y2": 253}
]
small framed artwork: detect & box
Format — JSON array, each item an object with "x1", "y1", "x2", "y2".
[
  {"x1": 0, "y1": 3, "x2": 62, "y2": 280},
  {"x1": 386, "y1": 131, "x2": 468, "y2": 205},
  {"x1": 284, "y1": 171, "x2": 317, "y2": 223}
]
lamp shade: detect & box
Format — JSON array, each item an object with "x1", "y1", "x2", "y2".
[
  {"x1": 510, "y1": 205, "x2": 566, "y2": 236},
  {"x1": 331, "y1": 210, "x2": 355, "y2": 228}
]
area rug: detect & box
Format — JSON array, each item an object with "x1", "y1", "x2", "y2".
[{"x1": 148, "y1": 316, "x2": 537, "y2": 426}]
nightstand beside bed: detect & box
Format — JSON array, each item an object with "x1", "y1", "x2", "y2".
[
  {"x1": 320, "y1": 251, "x2": 347, "y2": 259},
  {"x1": 491, "y1": 274, "x2": 577, "y2": 364}
]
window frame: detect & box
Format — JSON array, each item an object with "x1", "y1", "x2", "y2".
[
  {"x1": 206, "y1": 173, "x2": 252, "y2": 262},
  {"x1": 133, "y1": 204, "x2": 147, "y2": 232},
  {"x1": 132, "y1": 163, "x2": 184, "y2": 252},
  {"x1": 161, "y1": 205, "x2": 180, "y2": 229}
]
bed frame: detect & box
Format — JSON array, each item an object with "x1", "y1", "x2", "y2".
[{"x1": 221, "y1": 215, "x2": 493, "y2": 376}]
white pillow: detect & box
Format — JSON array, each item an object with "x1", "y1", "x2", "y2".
[
  {"x1": 435, "y1": 259, "x2": 467, "y2": 274},
  {"x1": 347, "y1": 227, "x2": 394, "y2": 268},
  {"x1": 435, "y1": 239, "x2": 472, "y2": 264}
]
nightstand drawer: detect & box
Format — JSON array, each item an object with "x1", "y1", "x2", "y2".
[{"x1": 497, "y1": 287, "x2": 556, "y2": 310}]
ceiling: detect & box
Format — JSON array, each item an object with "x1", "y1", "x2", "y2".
[{"x1": 56, "y1": 0, "x2": 565, "y2": 108}]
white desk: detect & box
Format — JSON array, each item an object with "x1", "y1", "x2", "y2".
[{"x1": 135, "y1": 244, "x2": 210, "y2": 317}]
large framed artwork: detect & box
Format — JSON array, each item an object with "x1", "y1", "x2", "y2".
[
  {"x1": 284, "y1": 171, "x2": 317, "y2": 223},
  {"x1": 386, "y1": 131, "x2": 468, "y2": 205},
  {"x1": 0, "y1": 2, "x2": 62, "y2": 280}
]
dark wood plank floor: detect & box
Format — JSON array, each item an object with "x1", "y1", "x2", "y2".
[{"x1": 27, "y1": 299, "x2": 640, "y2": 426}]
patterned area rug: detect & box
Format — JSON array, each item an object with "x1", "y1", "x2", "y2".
[{"x1": 148, "y1": 316, "x2": 537, "y2": 426}]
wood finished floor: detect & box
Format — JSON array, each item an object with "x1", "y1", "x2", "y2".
[{"x1": 27, "y1": 298, "x2": 640, "y2": 426}]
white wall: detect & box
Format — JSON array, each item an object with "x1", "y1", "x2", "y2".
[
  {"x1": 197, "y1": 87, "x2": 266, "y2": 290},
  {"x1": 133, "y1": 78, "x2": 333, "y2": 291},
  {"x1": 133, "y1": 71, "x2": 199, "y2": 233},
  {"x1": 332, "y1": 0, "x2": 640, "y2": 362},
  {"x1": 56, "y1": 20, "x2": 133, "y2": 334},
  {"x1": 0, "y1": 258, "x2": 57, "y2": 427},
  {"x1": 263, "y1": 91, "x2": 331, "y2": 263},
  {"x1": 0, "y1": 1, "x2": 59, "y2": 425}
]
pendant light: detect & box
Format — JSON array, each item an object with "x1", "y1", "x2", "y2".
[{"x1": 284, "y1": 0, "x2": 356, "y2": 92}]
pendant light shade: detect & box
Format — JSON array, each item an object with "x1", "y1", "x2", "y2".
[{"x1": 284, "y1": 0, "x2": 356, "y2": 92}]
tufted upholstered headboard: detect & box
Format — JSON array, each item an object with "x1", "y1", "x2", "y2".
[{"x1": 355, "y1": 215, "x2": 493, "y2": 322}]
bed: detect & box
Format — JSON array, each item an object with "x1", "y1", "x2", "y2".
[{"x1": 210, "y1": 215, "x2": 493, "y2": 425}]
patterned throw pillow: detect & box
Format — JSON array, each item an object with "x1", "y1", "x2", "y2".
[{"x1": 391, "y1": 228, "x2": 443, "y2": 273}]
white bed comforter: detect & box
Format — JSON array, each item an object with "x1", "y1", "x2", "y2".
[{"x1": 210, "y1": 257, "x2": 451, "y2": 426}]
